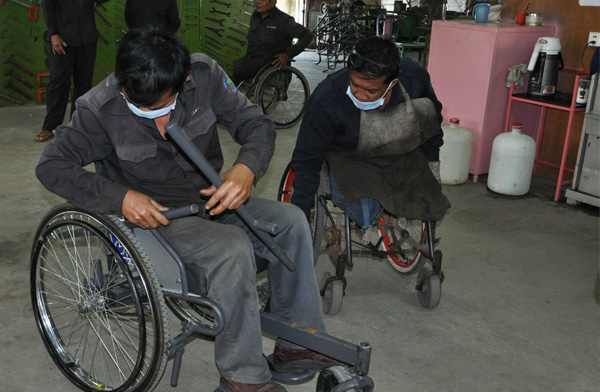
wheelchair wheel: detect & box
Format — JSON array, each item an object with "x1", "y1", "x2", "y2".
[
  {"x1": 277, "y1": 161, "x2": 295, "y2": 203},
  {"x1": 255, "y1": 65, "x2": 309, "y2": 129},
  {"x1": 416, "y1": 265, "x2": 441, "y2": 309},
  {"x1": 277, "y1": 162, "x2": 325, "y2": 265},
  {"x1": 321, "y1": 271, "x2": 343, "y2": 315},
  {"x1": 316, "y1": 366, "x2": 361, "y2": 392},
  {"x1": 378, "y1": 214, "x2": 429, "y2": 275},
  {"x1": 31, "y1": 203, "x2": 169, "y2": 392}
]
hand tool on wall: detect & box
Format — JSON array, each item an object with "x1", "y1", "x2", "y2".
[
  {"x1": 233, "y1": 19, "x2": 250, "y2": 29},
  {"x1": 0, "y1": 0, "x2": 39, "y2": 22},
  {"x1": 206, "y1": 34, "x2": 241, "y2": 53},
  {"x1": 241, "y1": 10, "x2": 252, "y2": 16},
  {"x1": 3, "y1": 55, "x2": 33, "y2": 76},
  {"x1": 4, "y1": 80, "x2": 33, "y2": 100},
  {"x1": 205, "y1": 26, "x2": 224, "y2": 37},
  {"x1": 36, "y1": 87, "x2": 46, "y2": 103},
  {"x1": 35, "y1": 71, "x2": 50, "y2": 86},
  {"x1": 227, "y1": 35, "x2": 246, "y2": 47},
  {"x1": 205, "y1": 16, "x2": 225, "y2": 26},
  {"x1": 5, "y1": 68, "x2": 34, "y2": 88},
  {"x1": 95, "y1": 8, "x2": 112, "y2": 27},
  {"x1": 228, "y1": 26, "x2": 248, "y2": 37},
  {"x1": 243, "y1": 0, "x2": 254, "y2": 7},
  {"x1": 210, "y1": 8, "x2": 231, "y2": 17},
  {"x1": 209, "y1": 0, "x2": 231, "y2": 8},
  {"x1": 0, "y1": 92, "x2": 24, "y2": 105}
]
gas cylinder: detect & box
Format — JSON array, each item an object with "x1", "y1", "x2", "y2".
[
  {"x1": 487, "y1": 123, "x2": 536, "y2": 196},
  {"x1": 439, "y1": 118, "x2": 474, "y2": 185}
]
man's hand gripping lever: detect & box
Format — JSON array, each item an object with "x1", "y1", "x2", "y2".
[{"x1": 164, "y1": 122, "x2": 295, "y2": 272}]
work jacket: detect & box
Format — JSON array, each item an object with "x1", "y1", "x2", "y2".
[
  {"x1": 36, "y1": 54, "x2": 276, "y2": 214},
  {"x1": 290, "y1": 58, "x2": 444, "y2": 217}
]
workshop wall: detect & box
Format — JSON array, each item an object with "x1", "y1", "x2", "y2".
[
  {"x1": 500, "y1": 0, "x2": 600, "y2": 181},
  {"x1": 0, "y1": 0, "x2": 252, "y2": 108}
]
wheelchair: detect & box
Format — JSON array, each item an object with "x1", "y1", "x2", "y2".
[
  {"x1": 238, "y1": 62, "x2": 310, "y2": 129},
  {"x1": 278, "y1": 162, "x2": 444, "y2": 315},
  {"x1": 29, "y1": 123, "x2": 375, "y2": 392}
]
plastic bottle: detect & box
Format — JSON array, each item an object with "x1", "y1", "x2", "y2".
[
  {"x1": 439, "y1": 118, "x2": 474, "y2": 185},
  {"x1": 487, "y1": 123, "x2": 536, "y2": 196}
]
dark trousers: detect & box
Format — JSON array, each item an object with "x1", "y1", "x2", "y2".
[
  {"x1": 232, "y1": 54, "x2": 273, "y2": 86},
  {"x1": 42, "y1": 41, "x2": 97, "y2": 132}
]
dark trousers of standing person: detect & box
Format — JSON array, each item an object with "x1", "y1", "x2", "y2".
[
  {"x1": 232, "y1": 54, "x2": 273, "y2": 86},
  {"x1": 42, "y1": 42, "x2": 97, "y2": 132}
]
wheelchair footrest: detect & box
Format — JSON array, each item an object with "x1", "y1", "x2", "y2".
[{"x1": 265, "y1": 354, "x2": 316, "y2": 384}]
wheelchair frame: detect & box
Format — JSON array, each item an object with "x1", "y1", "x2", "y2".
[
  {"x1": 278, "y1": 162, "x2": 445, "y2": 315},
  {"x1": 239, "y1": 63, "x2": 310, "y2": 129},
  {"x1": 30, "y1": 124, "x2": 375, "y2": 392}
]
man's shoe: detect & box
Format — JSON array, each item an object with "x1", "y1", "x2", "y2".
[
  {"x1": 217, "y1": 377, "x2": 287, "y2": 392},
  {"x1": 271, "y1": 344, "x2": 341, "y2": 373}
]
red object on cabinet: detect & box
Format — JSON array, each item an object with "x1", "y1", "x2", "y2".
[{"x1": 427, "y1": 20, "x2": 555, "y2": 181}]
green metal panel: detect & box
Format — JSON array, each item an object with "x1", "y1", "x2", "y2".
[{"x1": 0, "y1": 0, "x2": 250, "y2": 107}]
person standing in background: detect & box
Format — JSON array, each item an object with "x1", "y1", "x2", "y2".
[
  {"x1": 231, "y1": 0, "x2": 312, "y2": 85},
  {"x1": 35, "y1": 0, "x2": 109, "y2": 142},
  {"x1": 125, "y1": 0, "x2": 181, "y2": 34}
]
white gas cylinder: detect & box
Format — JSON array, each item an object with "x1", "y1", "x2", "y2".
[
  {"x1": 439, "y1": 118, "x2": 474, "y2": 185},
  {"x1": 487, "y1": 123, "x2": 536, "y2": 196}
]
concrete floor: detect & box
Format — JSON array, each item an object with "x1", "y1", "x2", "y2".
[{"x1": 0, "y1": 50, "x2": 599, "y2": 392}]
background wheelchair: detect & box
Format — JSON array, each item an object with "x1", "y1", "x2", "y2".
[
  {"x1": 238, "y1": 62, "x2": 310, "y2": 129},
  {"x1": 29, "y1": 124, "x2": 375, "y2": 392},
  {"x1": 278, "y1": 162, "x2": 444, "y2": 315}
]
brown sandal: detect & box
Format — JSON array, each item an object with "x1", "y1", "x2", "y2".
[{"x1": 35, "y1": 130, "x2": 54, "y2": 142}]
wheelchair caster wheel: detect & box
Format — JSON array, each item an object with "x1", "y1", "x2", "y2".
[
  {"x1": 265, "y1": 354, "x2": 316, "y2": 384},
  {"x1": 416, "y1": 265, "x2": 441, "y2": 308},
  {"x1": 321, "y1": 272, "x2": 344, "y2": 315},
  {"x1": 316, "y1": 366, "x2": 363, "y2": 392}
]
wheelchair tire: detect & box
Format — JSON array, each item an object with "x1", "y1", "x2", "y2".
[
  {"x1": 277, "y1": 162, "x2": 324, "y2": 266},
  {"x1": 416, "y1": 265, "x2": 441, "y2": 309},
  {"x1": 316, "y1": 366, "x2": 361, "y2": 392},
  {"x1": 378, "y1": 214, "x2": 429, "y2": 275},
  {"x1": 321, "y1": 272, "x2": 343, "y2": 315},
  {"x1": 277, "y1": 161, "x2": 295, "y2": 203},
  {"x1": 255, "y1": 65, "x2": 309, "y2": 129},
  {"x1": 31, "y1": 203, "x2": 169, "y2": 392}
]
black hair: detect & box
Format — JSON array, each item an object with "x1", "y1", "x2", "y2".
[
  {"x1": 115, "y1": 25, "x2": 190, "y2": 107},
  {"x1": 350, "y1": 36, "x2": 400, "y2": 84}
]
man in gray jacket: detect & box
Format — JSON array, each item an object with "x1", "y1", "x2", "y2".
[{"x1": 36, "y1": 25, "x2": 335, "y2": 392}]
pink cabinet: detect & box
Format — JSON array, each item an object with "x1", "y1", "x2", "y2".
[{"x1": 427, "y1": 20, "x2": 555, "y2": 181}]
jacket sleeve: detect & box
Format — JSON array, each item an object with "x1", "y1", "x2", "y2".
[
  {"x1": 284, "y1": 17, "x2": 314, "y2": 59},
  {"x1": 290, "y1": 94, "x2": 336, "y2": 218},
  {"x1": 167, "y1": 0, "x2": 181, "y2": 33},
  {"x1": 419, "y1": 79, "x2": 444, "y2": 161},
  {"x1": 42, "y1": 0, "x2": 59, "y2": 36},
  {"x1": 35, "y1": 104, "x2": 130, "y2": 214}
]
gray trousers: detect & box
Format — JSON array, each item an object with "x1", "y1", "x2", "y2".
[{"x1": 158, "y1": 197, "x2": 325, "y2": 383}]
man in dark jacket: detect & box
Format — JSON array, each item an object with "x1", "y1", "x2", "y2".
[
  {"x1": 36, "y1": 26, "x2": 336, "y2": 392},
  {"x1": 231, "y1": 0, "x2": 313, "y2": 85},
  {"x1": 291, "y1": 36, "x2": 446, "y2": 230},
  {"x1": 35, "y1": 0, "x2": 108, "y2": 142}
]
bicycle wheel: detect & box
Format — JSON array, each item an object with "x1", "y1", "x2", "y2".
[
  {"x1": 31, "y1": 203, "x2": 169, "y2": 392},
  {"x1": 377, "y1": 214, "x2": 430, "y2": 275},
  {"x1": 255, "y1": 66, "x2": 310, "y2": 129}
]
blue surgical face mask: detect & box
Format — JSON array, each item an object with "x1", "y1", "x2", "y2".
[
  {"x1": 121, "y1": 92, "x2": 178, "y2": 119},
  {"x1": 346, "y1": 81, "x2": 394, "y2": 111}
]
